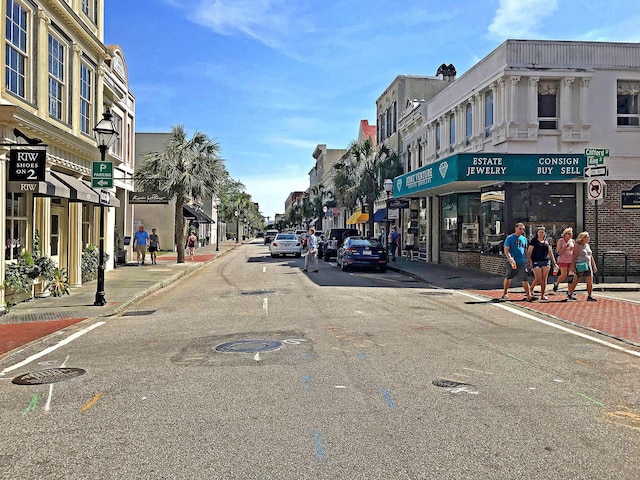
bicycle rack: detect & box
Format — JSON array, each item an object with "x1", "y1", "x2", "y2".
[{"x1": 600, "y1": 251, "x2": 628, "y2": 283}]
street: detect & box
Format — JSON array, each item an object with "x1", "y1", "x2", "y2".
[{"x1": 1, "y1": 241, "x2": 639, "y2": 479}]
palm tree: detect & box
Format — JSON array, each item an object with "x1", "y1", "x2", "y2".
[
  {"x1": 134, "y1": 125, "x2": 225, "y2": 263},
  {"x1": 333, "y1": 138, "x2": 402, "y2": 236},
  {"x1": 309, "y1": 184, "x2": 333, "y2": 229}
]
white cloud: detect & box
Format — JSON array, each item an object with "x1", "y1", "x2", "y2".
[
  {"x1": 488, "y1": 0, "x2": 558, "y2": 39},
  {"x1": 243, "y1": 173, "x2": 309, "y2": 219}
]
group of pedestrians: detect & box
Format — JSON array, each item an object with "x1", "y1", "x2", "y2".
[
  {"x1": 502, "y1": 223, "x2": 598, "y2": 302},
  {"x1": 132, "y1": 225, "x2": 160, "y2": 266}
]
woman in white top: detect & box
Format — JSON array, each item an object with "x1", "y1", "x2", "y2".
[
  {"x1": 405, "y1": 230, "x2": 415, "y2": 261},
  {"x1": 567, "y1": 231, "x2": 598, "y2": 301}
]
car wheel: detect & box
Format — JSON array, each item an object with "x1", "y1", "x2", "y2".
[
  {"x1": 270, "y1": 253, "x2": 275, "y2": 258},
  {"x1": 296, "y1": 252, "x2": 301, "y2": 258},
  {"x1": 324, "y1": 253, "x2": 330, "y2": 262},
  {"x1": 340, "y1": 260, "x2": 349, "y2": 272},
  {"x1": 379, "y1": 266, "x2": 387, "y2": 273}
]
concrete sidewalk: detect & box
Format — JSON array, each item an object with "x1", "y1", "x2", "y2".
[
  {"x1": 1, "y1": 242, "x2": 639, "y2": 359},
  {"x1": 0, "y1": 241, "x2": 239, "y2": 357}
]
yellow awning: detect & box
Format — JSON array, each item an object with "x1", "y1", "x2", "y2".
[{"x1": 346, "y1": 211, "x2": 369, "y2": 225}]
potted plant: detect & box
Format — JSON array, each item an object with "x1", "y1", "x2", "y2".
[{"x1": 44, "y1": 268, "x2": 70, "y2": 297}]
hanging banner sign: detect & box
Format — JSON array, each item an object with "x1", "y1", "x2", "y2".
[
  {"x1": 129, "y1": 191, "x2": 171, "y2": 204},
  {"x1": 9, "y1": 149, "x2": 46, "y2": 182}
]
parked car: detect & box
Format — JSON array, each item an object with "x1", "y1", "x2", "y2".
[
  {"x1": 336, "y1": 237, "x2": 387, "y2": 272},
  {"x1": 269, "y1": 233, "x2": 302, "y2": 258},
  {"x1": 323, "y1": 228, "x2": 358, "y2": 261},
  {"x1": 264, "y1": 229, "x2": 279, "y2": 245},
  {"x1": 257, "y1": 231, "x2": 264, "y2": 238}
]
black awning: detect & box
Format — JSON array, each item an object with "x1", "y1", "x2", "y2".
[
  {"x1": 50, "y1": 171, "x2": 100, "y2": 203},
  {"x1": 183, "y1": 204, "x2": 214, "y2": 224},
  {"x1": 7, "y1": 172, "x2": 71, "y2": 198}
]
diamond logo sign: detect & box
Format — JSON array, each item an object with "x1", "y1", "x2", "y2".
[{"x1": 439, "y1": 161, "x2": 449, "y2": 178}]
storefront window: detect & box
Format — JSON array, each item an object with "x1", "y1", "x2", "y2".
[
  {"x1": 440, "y1": 193, "x2": 481, "y2": 252},
  {"x1": 480, "y1": 189, "x2": 505, "y2": 254},
  {"x1": 5, "y1": 192, "x2": 27, "y2": 260},
  {"x1": 481, "y1": 183, "x2": 576, "y2": 255}
]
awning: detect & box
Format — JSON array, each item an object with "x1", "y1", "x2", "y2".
[
  {"x1": 7, "y1": 172, "x2": 71, "y2": 198},
  {"x1": 79, "y1": 179, "x2": 121, "y2": 207},
  {"x1": 346, "y1": 211, "x2": 369, "y2": 225},
  {"x1": 183, "y1": 204, "x2": 215, "y2": 224},
  {"x1": 373, "y1": 209, "x2": 387, "y2": 222},
  {"x1": 50, "y1": 171, "x2": 99, "y2": 203}
]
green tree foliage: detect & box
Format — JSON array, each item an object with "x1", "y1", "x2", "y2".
[
  {"x1": 134, "y1": 125, "x2": 226, "y2": 262},
  {"x1": 333, "y1": 138, "x2": 402, "y2": 236}
]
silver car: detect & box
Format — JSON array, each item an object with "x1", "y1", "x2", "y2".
[{"x1": 270, "y1": 233, "x2": 302, "y2": 258}]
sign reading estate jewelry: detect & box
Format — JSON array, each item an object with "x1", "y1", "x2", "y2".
[
  {"x1": 394, "y1": 153, "x2": 586, "y2": 197},
  {"x1": 9, "y1": 149, "x2": 46, "y2": 182},
  {"x1": 128, "y1": 191, "x2": 171, "y2": 204}
]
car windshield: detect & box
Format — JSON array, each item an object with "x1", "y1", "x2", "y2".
[
  {"x1": 347, "y1": 238, "x2": 380, "y2": 247},
  {"x1": 276, "y1": 234, "x2": 297, "y2": 240}
]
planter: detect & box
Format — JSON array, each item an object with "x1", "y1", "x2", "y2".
[{"x1": 34, "y1": 279, "x2": 50, "y2": 298}]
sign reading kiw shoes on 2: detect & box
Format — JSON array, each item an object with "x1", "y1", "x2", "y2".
[{"x1": 394, "y1": 153, "x2": 587, "y2": 196}]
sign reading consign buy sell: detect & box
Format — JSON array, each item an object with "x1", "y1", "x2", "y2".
[{"x1": 393, "y1": 153, "x2": 587, "y2": 197}]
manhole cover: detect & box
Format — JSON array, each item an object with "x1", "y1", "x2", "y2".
[
  {"x1": 122, "y1": 310, "x2": 156, "y2": 316},
  {"x1": 240, "y1": 290, "x2": 275, "y2": 296},
  {"x1": 12, "y1": 368, "x2": 86, "y2": 385},
  {"x1": 214, "y1": 339, "x2": 283, "y2": 353},
  {"x1": 432, "y1": 379, "x2": 468, "y2": 388}
]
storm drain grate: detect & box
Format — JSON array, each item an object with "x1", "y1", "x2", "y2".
[
  {"x1": 121, "y1": 310, "x2": 157, "y2": 316},
  {"x1": 240, "y1": 290, "x2": 275, "y2": 296},
  {"x1": 215, "y1": 339, "x2": 283, "y2": 353},
  {"x1": 432, "y1": 379, "x2": 468, "y2": 388},
  {"x1": 420, "y1": 291, "x2": 453, "y2": 296},
  {"x1": 12, "y1": 368, "x2": 86, "y2": 385}
]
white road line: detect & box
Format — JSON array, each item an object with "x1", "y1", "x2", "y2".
[
  {"x1": 0, "y1": 322, "x2": 106, "y2": 376},
  {"x1": 263, "y1": 297, "x2": 268, "y2": 315},
  {"x1": 455, "y1": 291, "x2": 640, "y2": 358}
]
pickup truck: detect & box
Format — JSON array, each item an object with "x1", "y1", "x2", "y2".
[{"x1": 322, "y1": 228, "x2": 358, "y2": 261}]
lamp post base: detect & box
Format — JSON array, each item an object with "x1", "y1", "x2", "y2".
[{"x1": 94, "y1": 293, "x2": 107, "y2": 306}]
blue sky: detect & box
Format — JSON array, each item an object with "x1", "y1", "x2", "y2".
[{"x1": 104, "y1": 0, "x2": 640, "y2": 220}]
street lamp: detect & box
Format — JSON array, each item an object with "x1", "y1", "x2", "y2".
[
  {"x1": 384, "y1": 178, "x2": 393, "y2": 252},
  {"x1": 234, "y1": 210, "x2": 239, "y2": 243},
  {"x1": 214, "y1": 198, "x2": 221, "y2": 252},
  {"x1": 93, "y1": 109, "x2": 119, "y2": 306}
]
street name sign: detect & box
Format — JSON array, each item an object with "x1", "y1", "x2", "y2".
[
  {"x1": 92, "y1": 161, "x2": 113, "y2": 188},
  {"x1": 585, "y1": 147, "x2": 609, "y2": 167}
]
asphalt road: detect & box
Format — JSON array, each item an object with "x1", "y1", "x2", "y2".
[{"x1": 1, "y1": 242, "x2": 639, "y2": 479}]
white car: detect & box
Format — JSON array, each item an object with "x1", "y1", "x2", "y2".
[{"x1": 270, "y1": 233, "x2": 302, "y2": 258}]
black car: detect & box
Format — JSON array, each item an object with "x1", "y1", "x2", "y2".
[
  {"x1": 323, "y1": 228, "x2": 358, "y2": 261},
  {"x1": 336, "y1": 237, "x2": 387, "y2": 272}
]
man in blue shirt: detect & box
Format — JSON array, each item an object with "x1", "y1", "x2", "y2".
[
  {"x1": 133, "y1": 224, "x2": 149, "y2": 266},
  {"x1": 501, "y1": 222, "x2": 534, "y2": 301}
]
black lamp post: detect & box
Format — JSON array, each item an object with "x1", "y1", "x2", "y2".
[
  {"x1": 384, "y1": 178, "x2": 393, "y2": 252},
  {"x1": 214, "y1": 198, "x2": 221, "y2": 252},
  {"x1": 235, "y1": 210, "x2": 239, "y2": 243},
  {"x1": 93, "y1": 110, "x2": 119, "y2": 306}
]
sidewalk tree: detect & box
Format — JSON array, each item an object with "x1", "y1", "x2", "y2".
[
  {"x1": 134, "y1": 125, "x2": 225, "y2": 263},
  {"x1": 333, "y1": 138, "x2": 402, "y2": 237}
]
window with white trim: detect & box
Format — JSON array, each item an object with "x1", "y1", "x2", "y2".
[
  {"x1": 465, "y1": 103, "x2": 472, "y2": 146},
  {"x1": 5, "y1": 192, "x2": 27, "y2": 261},
  {"x1": 110, "y1": 112, "x2": 123, "y2": 157},
  {"x1": 5, "y1": 0, "x2": 30, "y2": 99},
  {"x1": 81, "y1": 0, "x2": 96, "y2": 23},
  {"x1": 80, "y1": 62, "x2": 93, "y2": 134},
  {"x1": 435, "y1": 122, "x2": 441, "y2": 156},
  {"x1": 449, "y1": 114, "x2": 455, "y2": 152},
  {"x1": 484, "y1": 91, "x2": 493, "y2": 137},
  {"x1": 48, "y1": 33, "x2": 66, "y2": 121},
  {"x1": 617, "y1": 80, "x2": 639, "y2": 127},
  {"x1": 538, "y1": 81, "x2": 558, "y2": 130}
]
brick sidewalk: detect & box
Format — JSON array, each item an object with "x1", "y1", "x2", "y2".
[{"x1": 476, "y1": 290, "x2": 640, "y2": 346}]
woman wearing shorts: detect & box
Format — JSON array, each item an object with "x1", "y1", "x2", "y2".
[
  {"x1": 149, "y1": 228, "x2": 160, "y2": 265},
  {"x1": 553, "y1": 227, "x2": 574, "y2": 292},
  {"x1": 527, "y1": 226, "x2": 558, "y2": 300},
  {"x1": 567, "y1": 231, "x2": 598, "y2": 301}
]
